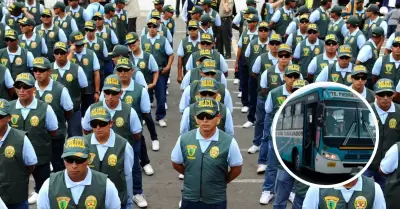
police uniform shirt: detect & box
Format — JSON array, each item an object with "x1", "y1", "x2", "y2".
[
  {"x1": 38, "y1": 24, "x2": 68, "y2": 43},
  {"x1": 21, "y1": 33, "x2": 48, "y2": 55},
  {"x1": 356, "y1": 39, "x2": 377, "y2": 63},
  {"x1": 179, "y1": 85, "x2": 233, "y2": 113},
  {"x1": 260, "y1": 63, "x2": 301, "y2": 88},
  {"x1": 34, "y1": 79, "x2": 74, "y2": 112},
  {"x1": 171, "y1": 128, "x2": 243, "y2": 166},
  {"x1": 37, "y1": 168, "x2": 121, "y2": 209},
  {"x1": 386, "y1": 32, "x2": 397, "y2": 50},
  {"x1": 103, "y1": 17, "x2": 114, "y2": 28},
  {"x1": 99, "y1": 78, "x2": 151, "y2": 114},
  {"x1": 270, "y1": 6, "x2": 293, "y2": 24},
  {"x1": 180, "y1": 71, "x2": 228, "y2": 90},
  {"x1": 302, "y1": 176, "x2": 386, "y2": 209},
  {"x1": 198, "y1": 27, "x2": 214, "y2": 36},
  {"x1": 68, "y1": 5, "x2": 91, "y2": 21},
  {"x1": 293, "y1": 38, "x2": 324, "y2": 59},
  {"x1": 265, "y1": 83, "x2": 290, "y2": 113},
  {"x1": 180, "y1": 105, "x2": 234, "y2": 136},
  {"x1": 315, "y1": 62, "x2": 353, "y2": 82},
  {"x1": 141, "y1": 25, "x2": 173, "y2": 43},
  {"x1": 86, "y1": 2, "x2": 104, "y2": 20},
  {"x1": 0, "y1": 125, "x2": 38, "y2": 166},
  {"x1": 372, "y1": 54, "x2": 400, "y2": 77},
  {"x1": 286, "y1": 29, "x2": 307, "y2": 48},
  {"x1": 115, "y1": 9, "x2": 128, "y2": 24},
  {"x1": 6, "y1": 47, "x2": 35, "y2": 69},
  {"x1": 374, "y1": 101, "x2": 396, "y2": 124},
  {"x1": 285, "y1": 17, "x2": 299, "y2": 36},
  {"x1": 81, "y1": 100, "x2": 142, "y2": 134},
  {"x1": 237, "y1": 29, "x2": 258, "y2": 48},
  {"x1": 185, "y1": 51, "x2": 228, "y2": 73},
  {"x1": 53, "y1": 61, "x2": 89, "y2": 88},
  {"x1": 252, "y1": 51, "x2": 278, "y2": 75},
  {"x1": 177, "y1": 36, "x2": 201, "y2": 57},
  {"x1": 55, "y1": 15, "x2": 79, "y2": 32},
  {"x1": 380, "y1": 143, "x2": 399, "y2": 174},
  {"x1": 1, "y1": 12, "x2": 23, "y2": 25},
  {"x1": 3, "y1": 67, "x2": 14, "y2": 89},
  {"x1": 309, "y1": 6, "x2": 328, "y2": 23},
  {"x1": 232, "y1": 11, "x2": 262, "y2": 26},
  {"x1": 142, "y1": 33, "x2": 174, "y2": 55},
  {"x1": 74, "y1": 47, "x2": 101, "y2": 70},
  {"x1": 1, "y1": 23, "x2": 11, "y2": 31},
  {"x1": 14, "y1": 98, "x2": 59, "y2": 131},
  {"x1": 25, "y1": 1, "x2": 44, "y2": 15},
  {"x1": 85, "y1": 36, "x2": 108, "y2": 59},
  {"x1": 346, "y1": 28, "x2": 367, "y2": 49},
  {"x1": 331, "y1": 18, "x2": 349, "y2": 38},
  {"x1": 161, "y1": 15, "x2": 176, "y2": 35},
  {"x1": 307, "y1": 53, "x2": 337, "y2": 75},
  {"x1": 131, "y1": 50, "x2": 159, "y2": 73},
  {"x1": 366, "y1": 18, "x2": 388, "y2": 37},
  {"x1": 396, "y1": 81, "x2": 400, "y2": 93},
  {"x1": 96, "y1": 27, "x2": 119, "y2": 45},
  {"x1": 0, "y1": 197, "x2": 6, "y2": 209},
  {"x1": 203, "y1": 9, "x2": 221, "y2": 27}
]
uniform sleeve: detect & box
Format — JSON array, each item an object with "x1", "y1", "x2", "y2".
[
  {"x1": 214, "y1": 13, "x2": 222, "y2": 26},
  {"x1": 372, "y1": 182, "x2": 387, "y2": 209},
  {"x1": 140, "y1": 87, "x2": 151, "y2": 113},
  {"x1": 129, "y1": 108, "x2": 142, "y2": 134},
  {"x1": 177, "y1": 40, "x2": 184, "y2": 57},
  {"x1": 224, "y1": 89, "x2": 233, "y2": 113},
  {"x1": 148, "y1": 55, "x2": 159, "y2": 72},
  {"x1": 124, "y1": 143, "x2": 134, "y2": 176},
  {"x1": 37, "y1": 178, "x2": 51, "y2": 209},
  {"x1": 134, "y1": 71, "x2": 148, "y2": 87},
  {"x1": 45, "y1": 105, "x2": 58, "y2": 131},
  {"x1": 265, "y1": 92, "x2": 273, "y2": 113},
  {"x1": 285, "y1": 22, "x2": 296, "y2": 35},
  {"x1": 244, "y1": 45, "x2": 251, "y2": 57},
  {"x1": 302, "y1": 186, "x2": 320, "y2": 209},
  {"x1": 180, "y1": 107, "x2": 190, "y2": 135},
  {"x1": 220, "y1": 73, "x2": 228, "y2": 88},
  {"x1": 166, "y1": 29, "x2": 173, "y2": 43},
  {"x1": 58, "y1": 28, "x2": 68, "y2": 43},
  {"x1": 78, "y1": 66, "x2": 89, "y2": 88},
  {"x1": 293, "y1": 43, "x2": 301, "y2": 59},
  {"x1": 0, "y1": 197, "x2": 6, "y2": 209},
  {"x1": 105, "y1": 178, "x2": 122, "y2": 209},
  {"x1": 102, "y1": 41, "x2": 108, "y2": 58},
  {"x1": 181, "y1": 0, "x2": 188, "y2": 22},
  {"x1": 307, "y1": 57, "x2": 318, "y2": 75},
  {"x1": 380, "y1": 21, "x2": 388, "y2": 37},
  {"x1": 92, "y1": 53, "x2": 100, "y2": 70},
  {"x1": 23, "y1": 135, "x2": 38, "y2": 166},
  {"x1": 4, "y1": 68, "x2": 14, "y2": 88},
  {"x1": 270, "y1": 9, "x2": 281, "y2": 23},
  {"x1": 315, "y1": 66, "x2": 329, "y2": 82},
  {"x1": 41, "y1": 38, "x2": 48, "y2": 55},
  {"x1": 224, "y1": 108, "x2": 234, "y2": 136},
  {"x1": 110, "y1": 29, "x2": 119, "y2": 45},
  {"x1": 171, "y1": 136, "x2": 184, "y2": 164},
  {"x1": 380, "y1": 144, "x2": 399, "y2": 174},
  {"x1": 372, "y1": 57, "x2": 383, "y2": 76},
  {"x1": 99, "y1": 91, "x2": 105, "y2": 101},
  {"x1": 252, "y1": 56, "x2": 262, "y2": 74},
  {"x1": 286, "y1": 33, "x2": 294, "y2": 47},
  {"x1": 70, "y1": 18, "x2": 79, "y2": 32},
  {"x1": 237, "y1": 33, "x2": 243, "y2": 48},
  {"x1": 185, "y1": 55, "x2": 194, "y2": 70},
  {"x1": 60, "y1": 87, "x2": 74, "y2": 111},
  {"x1": 82, "y1": 9, "x2": 91, "y2": 21},
  {"x1": 40, "y1": 4, "x2": 44, "y2": 13},
  {"x1": 386, "y1": 33, "x2": 395, "y2": 50},
  {"x1": 219, "y1": 55, "x2": 228, "y2": 73},
  {"x1": 82, "y1": 106, "x2": 92, "y2": 131},
  {"x1": 309, "y1": 10, "x2": 320, "y2": 23},
  {"x1": 260, "y1": 70, "x2": 268, "y2": 88},
  {"x1": 228, "y1": 138, "x2": 243, "y2": 167},
  {"x1": 27, "y1": 51, "x2": 34, "y2": 68},
  {"x1": 141, "y1": 28, "x2": 146, "y2": 36},
  {"x1": 1, "y1": 16, "x2": 5, "y2": 25},
  {"x1": 357, "y1": 34, "x2": 366, "y2": 49},
  {"x1": 357, "y1": 45, "x2": 372, "y2": 63},
  {"x1": 179, "y1": 86, "x2": 191, "y2": 112},
  {"x1": 232, "y1": 13, "x2": 241, "y2": 25},
  {"x1": 164, "y1": 40, "x2": 174, "y2": 56},
  {"x1": 341, "y1": 24, "x2": 349, "y2": 37},
  {"x1": 180, "y1": 72, "x2": 191, "y2": 90},
  {"x1": 146, "y1": 11, "x2": 152, "y2": 22}
]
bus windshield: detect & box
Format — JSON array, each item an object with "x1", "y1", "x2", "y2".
[{"x1": 323, "y1": 101, "x2": 376, "y2": 147}]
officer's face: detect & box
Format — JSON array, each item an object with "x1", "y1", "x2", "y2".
[
  {"x1": 351, "y1": 73, "x2": 367, "y2": 89},
  {"x1": 325, "y1": 40, "x2": 338, "y2": 53},
  {"x1": 54, "y1": 8, "x2": 60, "y2": 15},
  {"x1": 68, "y1": 0, "x2": 78, "y2": 7},
  {"x1": 338, "y1": 56, "x2": 351, "y2": 68},
  {"x1": 191, "y1": 13, "x2": 200, "y2": 20},
  {"x1": 92, "y1": 119, "x2": 113, "y2": 139},
  {"x1": 5, "y1": 38, "x2": 18, "y2": 48},
  {"x1": 116, "y1": 3, "x2": 125, "y2": 10},
  {"x1": 247, "y1": 21, "x2": 257, "y2": 30},
  {"x1": 376, "y1": 91, "x2": 394, "y2": 110},
  {"x1": 195, "y1": 113, "x2": 221, "y2": 131},
  {"x1": 15, "y1": 82, "x2": 35, "y2": 101},
  {"x1": 128, "y1": 40, "x2": 140, "y2": 52},
  {"x1": 41, "y1": 15, "x2": 52, "y2": 25},
  {"x1": 356, "y1": 2, "x2": 363, "y2": 9},
  {"x1": 289, "y1": 1, "x2": 296, "y2": 8},
  {"x1": 299, "y1": 19, "x2": 309, "y2": 31},
  {"x1": 258, "y1": 28, "x2": 269, "y2": 39},
  {"x1": 392, "y1": 43, "x2": 400, "y2": 57},
  {"x1": 268, "y1": 41, "x2": 280, "y2": 53},
  {"x1": 278, "y1": 52, "x2": 292, "y2": 66},
  {"x1": 147, "y1": 24, "x2": 159, "y2": 37},
  {"x1": 85, "y1": 28, "x2": 95, "y2": 39},
  {"x1": 307, "y1": 30, "x2": 318, "y2": 42},
  {"x1": 55, "y1": 50, "x2": 68, "y2": 65},
  {"x1": 200, "y1": 71, "x2": 217, "y2": 79},
  {"x1": 200, "y1": 41, "x2": 213, "y2": 50},
  {"x1": 75, "y1": 44, "x2": 84, "y2": 54},
  {"x1": 64, "y1": 156, "x2": 89, "y2": 178},
  {"x1": 104, "y1": 90, "x2": 122, "y2": 108},
  {"x1": 116, "y1": 68, "x2": 133, "y2": 82},
  {"x1": 94, "y1": 18, "x2": 103, "y2": 27},
  {"x1": 154, "y1": 3, "x2": 163, "y2": 10},
  {"x1": 366, "y1": 11, "x2": 372, "y2": 18},
  {"x1": 20, "y1": 24, "x2": 31, "y2": 34},
  {"x1": 0, "y1": 115, "x2": 11, "y2": 131},
  {"x1": 33, "y1": 68, "x2": 51, "y2": 83},
  {"x1": 201, "y1": 5, "x2": 209, "y2": 11},
  {"x1": 284, "y1": 73, "x2": 300, "y2": 88},
  {"x1": 188, "y1": 27, "x2": 199, "y2": 37}
]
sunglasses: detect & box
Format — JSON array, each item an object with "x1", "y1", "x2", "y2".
[
  {"x1": 93, "y1": 18, "x2": 102, "y2": 21},
  {"x1": 90, "y1": 120, "x2": 110, "y2": 128},
  {"x1": 200, "y1": 91, "x2": 216, "y2": 97},
  {"x1": 352, "y1": 75, "x2": 367, "y2": 80},
  {"x1": 269, "y1": 41, "x2": 281, "y2": 46},
  {"x1": 5, "y1": 38, "x2": 16, "y2": 43},
  {"x1": 20, "y1": 24, "x2": 29, "y2": 27},
  {"x1": 339, "y1": 56, "x2": 351, "y2": 60},
  {"x1": 204, "y1": 72, "x2": 216, "y2": 76},
  {"x1": 85, "y1": 29, "x2": 95, "y2": 32},
  {"x1": 103, "y1": 89, "x2": 120, "y2": 95},
  {"x1": 54, "y1": 51, "x2": 67, "y2": 55},
  {"x1": 201, "y1": 23, "x2": 208, "y2": 26},
  {"x1": 196, "y1": 113, "x2": 217, "y2": 120},
  {"x1": 392, "y1": 43, "x2": 400, "y2": 48},
  {"x1": 201, "y1": 42, "x2": 212, "y2": 46},
  {"x1": 128, "y1": 40, "x2": 138, "y2": 45},
  {"x1": 300, "y1": 20, "x2": 309, "y2": 24},
  {"x1": 307, "y1": 30, "x2": 318, "y2": 34},
  {"x1": 286, "y1": 74, "x2": 300, "y2": 79},
  {"x1": 278, "y1": 54, "x2": 291, "y2": 58},
  {"x1": 15, "y1": 83, "x2": 33, "y2": 90},
  {"x1": 116, "y1": 67, "x2": 131, "y2": 73},
  {"x1": 41, "y1": 15, "x2": 52, "y2": 18},
  {"x1": 377, "y1": 91, "x2": 394, "y2": 98},
  {"x1": 247, "y1": 21, "x2": 256, "y2": 24},
  {"x1": 64, "y1": 157, "x2": 87, "y2": 164},
  {"x1": 148, "y1": 25, "x2": 158, "y2": 29},
  {"x1": 325, "y1": 41, "x2": 338, "y2": 46},
  {"x1": 188, "y1": 28, "x2": 198, "y2": 31},
  {"x1": 0, "y1": 115, "x2": 9, "y2": 119},
  {"x1": 259, "y1": 29, "x2": 269, "y2": 32},
  {"x1": 33, "y1": 68, "x2": 49, "y2": 73},
  {"x1": 75, "y1": 44, "x2": 84, "y2": 48}
]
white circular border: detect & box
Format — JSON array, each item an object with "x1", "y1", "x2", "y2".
[{"x1": 271, "y1": 82, "x2": 380, "y2": 188}]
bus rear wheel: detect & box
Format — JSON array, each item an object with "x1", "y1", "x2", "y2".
[{"x1": 292, "y1": 150, "x2": 301, "y2": 173}]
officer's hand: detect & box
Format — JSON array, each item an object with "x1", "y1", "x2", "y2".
[
  {"x1": 22, "y1": 7, "x2": 27, "y2": 12},
  {"x1": 94, "y1": 93, "x2": 99, "y2": 102},
  {"x1": 148, "y1": 83, "x2": 155, "y2": 89},
  {"x1": 177, "y1": 75, "x2": 183, "y2": 84},
  {"x1": 70, "y1": 44, "x2": 76, "y2": 52},
  {"x1": 161, "y1": 66, "x2": 170, "y2": 74},
  {"x1": 234, "y1": 62, "x2": 239, "y2": 72}
]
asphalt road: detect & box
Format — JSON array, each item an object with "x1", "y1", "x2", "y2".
[{"x1": 27, "y1": 16, "x2": 293, "y2": 209}]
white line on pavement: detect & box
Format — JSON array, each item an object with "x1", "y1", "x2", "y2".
[{"x1": 232, "y1": 179, "x2": 264, "y2": 183}]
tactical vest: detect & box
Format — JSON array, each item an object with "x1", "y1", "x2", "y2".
[
  {"x1": 0, "y1": 47, "x2": 29, "y2": 80},
  {"x1": 363, "y1": 17, "x2": 384, "y2": 39},
  {"x1": 51, "y1": 62, "x2": 81, "y2": 111},
  {"x1": 275, "y1": 8, "x2": 292, "y2": 36},
  {"x1": 35, "y1": 81, "x2": 66, "y2": 139},
  {"x1": 378, "y1": 54, "x2": 400, "y2": 85},
  {"x1": 360, "y1": 41, "x2": 378, "y2": 80},
  {"x1": 34, "y1": 25, "x2": 60, "y2": 62},
  {"x1": 182, "y1": 37, "x2": 200, "y2": 70},
  {"x1": 344, "y1": 30, "x2": 364, "y2": 61},
  {"x1": 270, "y1": 85, "x2": 288, "y2": 116},
  {"x1": 327, "y1": 19, "x2": 345, "y2": 45},
  {"x1": 262, "y1": 3, "x2": 272, "y2": 23},
  {"x1": 130, "y1": 51, "x2": 153, "y2": 84},
  {"x1": 85, "y1": 133, "x2": 127, "y2": 206},
  {"x1": 54, "y1": 15, "x2": 74, "y2": 39},
  {"x1": 114, "y1": 10, "x2": 128, "y2": 44},
  {"x1": 240, "y1": 29, "x2": 258, "y2": 60},
  {"x1": 27, "y1": 3, "x2": 41, "y2": 26},
  {"x1": 299, "y1": 39, "x2": 324, "y2": 77},
  {"x1": 370, "y1": 104, "x2": 400, "y2": 171},
  {"x1": 4, "y1": 14, "x2": 24, "y2": 34},
  {"x1": 141, "y1": 35, "x2": 168, "y2": 70},
  {"x1": 265, "y1": 66, "x2": 285, "y2": 99},
  {"x1": 315, "y1": 8, "x2": 330, "y2": 38},
  {"x1": 97, "y1": 27, "x2": 114, "y2": 52},
  {"x1": 247, "y1": 39, "x2": 268, "y2": 71},
  {"x1": 86, "y1": 38, "x2": 107, "y2": 71},
  {"x1": 0, "y1": 65, "x2": 10, "y2": 100},
  {"x1": 9, "y1": 99, "x2": 51, "y2": 165},
  {"x1": 326, "y1": 63, "x2": 352, "y2": 86},
  {"x1": 48, "y1": 170, "x2": 107, "y2": 209},
  {"x1": 384, "y1": 142, "x2": 400, "y2": 209},
  {"x1": 188, "y1": 101, "x2": 227, "y2": 131},
  {"x1": 191, "y1": 50, "x2": 221, "y2": 70},
  {"x1": 189, "y1": 68, "x2": 222, "y2": 84},
  {"x1": 365, "y1": 88, "x2": 375, "y2": 103},
  {"x1": 313, "y1": 54, "x2": 330, "y2": 81},
  {"x1": 181, "y1": 129, "x2": 232, "y2": 204},
  {"x1": 71, "y1": 48, "x2": 96, "y2": 94},
  {"x1": 104, "y1": 18, "x2": 117, "y2": 32},
  {"x1": 121, "y1": 82, "x2": 144, "y2": 122},
  {"x1": 0, "y1": 128, "x2": 29, "y2": 205},
  {"x1": 318, "y1": 176, "x2": 375, "y2": 209},
  {"x1": 66, "y1": 6, "x2": 85, "y2": 33},
  {"x1": 0, "y1": 23, "x2": 6, "y2": 49},
  {"x1": 356, "y1": 11, "x2": 366, "y2": 30},
  {"x1": 162, "y1": 18, "x2": 175, "y2": 37},
  {"x1": 18, "y1": 34, "x2": 43, "y2": 58},
  {"x1": 189, "y1": 80, "x2": 226, "y2": 104},
  {"x1": 290, "y1": 31, "x2": 306, "y2": 53},
  {"x1": 143, "y1": 25, "x2": 170, "y2": 41}
]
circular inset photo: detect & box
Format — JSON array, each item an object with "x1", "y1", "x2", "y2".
[{"x1": 272, "y1": 82, "x2": 379, "y2": 188}]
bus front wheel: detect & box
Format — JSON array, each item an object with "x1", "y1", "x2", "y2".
[{"x1": 292, "y1": 150, "x2": 301, "y2": 173}]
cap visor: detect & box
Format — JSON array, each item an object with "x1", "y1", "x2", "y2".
[
  {"x1": 195, "y1": 110, "x2": 217, "y2": 116},
  {"x1": 74, "y1": 40, "x2": 85, "y2": 46},
  {"x1": 0, "y1": 110, "x2": 9, "y2": 116},
  {"x1": 285, "y1": 72, "x2": 301, "y2": 76},
  {"x1": 54, "y1": 47, "x2": 68, "y2": 52},
  {"x1": 14, "y1": 80, "x2": 33, "y2": 87},
  {"x1": 198, "y1": 88, "x2": 218, "y2": 93},
  {"x1": 102, "y1": 86, "x2": 122, "y2": 92},
  {"x1": 375, "y1": 89, "x2": 395, "y2": 94},
  {"x1": 33, "y1": 65, "x2": 48, "y2": 69},
  {"x1": 61, "y1": 152, "x2": 88, "y2": 159},
  {"x1": 338, "y1": 54, "x2": 352, "y2": 58},
  {"x1": 89, "y1": 118, "x2": 110, "y2": 122}
]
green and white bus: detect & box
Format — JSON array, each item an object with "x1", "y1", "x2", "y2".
[{"x1": 275, "y1": 86, "x2": 376, "y2": 174}]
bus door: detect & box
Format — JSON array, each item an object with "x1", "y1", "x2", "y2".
[{"x1": 303, "y1": 103, "x2": 317, "y2": 167}]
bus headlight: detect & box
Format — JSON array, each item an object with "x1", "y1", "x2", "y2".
[{"x1": 322, "y1": 152, "x2": 340, "y2": 161}]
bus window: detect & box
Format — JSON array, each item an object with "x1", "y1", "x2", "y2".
[
  {"x1": 325, "y1": 107, "x2": 358, "y2": 138},
  {"x1": 283, "y1": 106, "x2": 293, "y2": 129},
  {"x1": 359, "y1": 109, "x2": 376, "y2": 139},
  {"x1": 277, "y1": 113, "x2": 283, "y2": 130},
  {"x1": 293, "y1": 103, "x2": 304, "y2": 129}
]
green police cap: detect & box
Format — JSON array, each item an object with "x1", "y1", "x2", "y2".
[
  {"x1": 346, "y1": 15, "x2": 360, "y2": 26},
  {"x1": 5, "y1": 29, "x2": 18, "y2": 40},
  {"x1": 374, "y1": 78, "x2": 395, "y2": 93},
  {"x1": 198, "y1": 49, "x2": 213, "y2": 60},
  {"x1": 325, "y1": 34, "x2": 338, "y2": 43},
  {"x1": 351, "y1": 65, "x2": 368, "y2": 76},
  {"x1": 115, "y1": 0, "x2": 126, "y2": 4},
  {"x1": 189, "y1": 5, "x2": 204, "y2": 14},
  {"x1": 90, "y1": 106, "x2": 112, "y2": 122},
  {"x1": 299, "y1": 14, "x2": 309, "y2": 21},
  {"x1": 201, "y1": 59, "x2": 217, "y2": 73},
  {"x1": 61, "y1": 136, "x2": 89, "y2": 159},
  {"x1": 258, "y1": 21, "x2": 269, "y2": 29},
  {"x1": 33, "y1": 57, "x2": 51, "y2": 69},
  {"x1": 338, "y1": 45, "x2": 352, "y2": 58},
  {"x1": 42, "y1": 8, "x2": 52, "y2": 16},
  {"x1": 244, "y1": 6, "x2": 257, "y2": 14},
  {"x1": 153, "y1": 0, "x2": 164, "y2": 4},
  {"x1": 246, "y1": 0, "x2": 257, "y2": 5},
  {"x1": 188, "y1": 20, "x2": 199, "y2": 28},
  {"x1": 103, "y1": 74, "x2": 122, "y2": 92},
  {"x1": 198, "y1": 77, "x2": 219, "y2": 93},
  {"x1": 0, "y1": 99, "x2": 10, "y2": 116},
  {"x1": 297, "y1": 5, "x2": 310, "y2": 15},
  {"x1": 372, "y1": 26, "x2": 384, "y2": 37},
  {"x1": 93, "y1": 11, "x2": 103, "y2": 19},
  {"x1": 195, "y1": 98, "x2": 219, "y2": 116},
  {"x1": 53, "y1": 1, "x2": 66, "y2": 10},
  {"x1": 147, "y1": 18, "x2": 159, "y2": 27},
  {"x1": 330, "y1": 5, "x2": 342, "y2": 15},
  {"x1": 200, "y1": 33, "x2": 213, "y2": 43},
  {"x1": 269, "y1": 34, "x2": 282, "y2": 43},
  {"x1": 198, "y1": 0, "x2": 212, "y2": 5},
  {"x1": 54, "y1": 42, "x2": 68, "y2": 52},
  {"x1": 104, "y1": 3, "x2": 115, "y2": 13},
  {"x1": 8, "y1": 2, "x2": 23, "y2": 12},
  {"x1": 285, "y1": 64, "x2": 301, "y2": 76},
  {"x1": 14, "y1": 73, "x2": 35, "y2": 87},
  {"x1": 125, "y1": 32, "x2": 139, "y2": 44},
  {"x1": 19, "y1": 17, "x2": 36, "y2": 26},
  {"x1": 114, "y1": 57, "x2": 133, "y2": 71},
  {"x1": 200, "y1": 14, "x2": 212, "y2": 23},
  {"x1": 307, "y1": 23, "x2": 318, "y2": 32},
  {"x1": 393, "y1": 36, "x2": 400, "y2": 44},
  {"x1": 84, "y1": 20, "x2": 95, "y2": 30},
  {"x1": 293, "y1": 79, "x2": 308, "y2": 89},
  {"x1": 69, "y1": 31, "x2": 85, "y2": 45},
  {"x1": 151, "y1": 10, "x2": 161, "y2": 19},
  {"x1": 163, "y1": 5, "x2": 175, "y2": 13},
  {"x1": 108, "y1": 45, "x2": 130, "y2": 57},
  {"x1": 367, "y1": 4, "x2": 379, "y2": 13},
  {"x1": 245, "y1": 14, "x2": 259, "y2": 22},
  {"x1": 278, "y1": 44, "x2": 292, "y2": 54}
]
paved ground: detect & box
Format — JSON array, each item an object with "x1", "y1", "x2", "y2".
[{"x1": 27, "y1": 16, "x2": 293, "y2": 209}]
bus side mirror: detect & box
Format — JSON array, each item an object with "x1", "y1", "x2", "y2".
[{"x1": 316, "y1": 103, "x2": 325, "y2": 127}]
